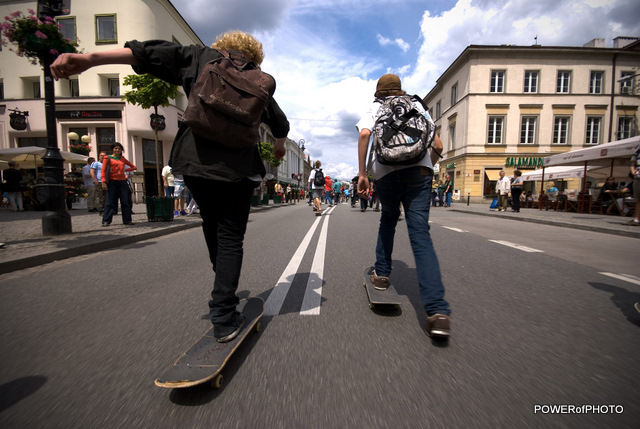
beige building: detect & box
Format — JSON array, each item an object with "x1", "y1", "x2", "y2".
[
  {"x1": 424, "y1": 38, "x2": 640, "y2": 202},
  {"x1": 0, "y1": 0, "x2": 201, "y2": 196}
]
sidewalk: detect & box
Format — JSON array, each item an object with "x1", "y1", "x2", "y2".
[
  {"x1": 0, "y1": 200, "x2": 638, "y2": 275},
  {"x1": 0, "y1": 199, "x2": 290, "y2": 275},
  {"x1": 448, "y1": 202, "x2": 640, "y2": 239}
]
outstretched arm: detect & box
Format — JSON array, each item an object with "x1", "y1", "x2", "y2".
[{"x1": 50, "y1": 48, "x2": 137, "y2": 80}]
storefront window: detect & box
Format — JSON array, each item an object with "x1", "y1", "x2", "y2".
[{"x1": 96, "y1": 127, "x2": 115, "y2": 155}]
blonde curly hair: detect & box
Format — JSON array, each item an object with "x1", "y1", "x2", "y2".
[{"x1": 211, "y1": 31, "x2": 264, "y2": 66}]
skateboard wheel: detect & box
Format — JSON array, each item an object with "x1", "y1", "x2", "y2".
[
  {"x1": 255, "y1": 322, "x2": 262, "y2": 333},
  {"x1": 211, "y1": 374, "x2": 223, "y2": 389}
]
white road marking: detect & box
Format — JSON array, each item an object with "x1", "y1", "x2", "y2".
[
  {"x1": 300, "y1": 205, "x2": 335, "y2": 315},
  {"x1": 264, "y1": 205, "x2": 335, "y2": 316},
  {"x1": 264, "y1": 214, "x2": 323, "y2": 316},
  {"x1": 489, "y1": 240, "x2": 544, "y2": 253},
  {"x1": 442, "y1": 226, "x2": 468, "y2": 233},
  {"x1": 599, "y1": 272, "x2": 640, "y2": 286}
]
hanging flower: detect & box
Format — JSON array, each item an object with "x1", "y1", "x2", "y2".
[{"x1": 1, "y1": 9, "x2": 78, "y2": 66}]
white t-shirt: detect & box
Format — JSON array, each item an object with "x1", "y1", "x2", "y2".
[
  {"x1": 356, "y1": 100, "x2": 435, "y2": 180},
  {"x1": 162, "y1": 165, "x2": 175, "y2": 186}
]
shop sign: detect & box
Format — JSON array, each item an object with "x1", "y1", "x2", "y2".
[
  {"x1": 56, "y1": 110, "x2": 122, "y2": 119},
  {"x1": 445, "y1": 163, "x2": 456, "y2": 169},
  {"x1": 505, "y1": 157, "x2": 543, "y2": 168}
]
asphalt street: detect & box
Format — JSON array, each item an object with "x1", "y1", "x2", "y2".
[{"x1": 0, "y1": 202, "x2": 638, "y2": 428}]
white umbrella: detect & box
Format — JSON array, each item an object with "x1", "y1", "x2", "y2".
[
  {"x1": 521, "y1": 166, "x2": 599, "y2": 181},
  {"x1": 0, "y1": 146, "x2": 88, "y2": 168},
  {"x1": 544, "y1": 136, "x2": 639, "y2": 167}
]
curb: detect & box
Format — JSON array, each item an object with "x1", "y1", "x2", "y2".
[
  {"x1": 0, "y1": 221, "x2": 202, "y2": 275},
  {"x1": 449, "y1": 208, "x2": 640, "y2": 239}
]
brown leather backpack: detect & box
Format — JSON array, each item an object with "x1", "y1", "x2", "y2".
[{"x1": 182, "y1": 50, "x2": 276, "y2": 148}]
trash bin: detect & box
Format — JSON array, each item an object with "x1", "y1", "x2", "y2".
[{"x1": 146, "y1": 196, "x2": 174, "y2": 221}]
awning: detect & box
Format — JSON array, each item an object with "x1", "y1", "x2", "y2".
[{"x1": 484, "y1": 169, "x2": 502, "y2": 181}]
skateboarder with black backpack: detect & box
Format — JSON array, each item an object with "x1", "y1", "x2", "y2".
[
  {"x1": 51, "y1": 31, "x2": 290, "y2": 343},
  {"x1": 356, "y1": 74, "x2": 451, "y2": 338}
]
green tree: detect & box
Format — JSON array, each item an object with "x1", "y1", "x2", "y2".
[{"x1": 122, "y1": 74, "x2": 179, "y2": 196}]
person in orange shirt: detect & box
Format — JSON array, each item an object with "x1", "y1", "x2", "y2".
[
  {"x1": 324, "y1": 175, "x2": 333, "y2": 206},
  {"x1": 101, "y1": 142, "x2": 137, "y2": 226}
]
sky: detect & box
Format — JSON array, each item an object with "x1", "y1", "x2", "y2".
[{"x1": 170, "y1": 0, "x2": 640, "y2": 181}]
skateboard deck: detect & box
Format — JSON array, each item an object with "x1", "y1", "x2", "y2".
[
  {"x1": 362, "y1": 267, "x2": 401, "y2": 309},
  {"x1": 155, "y1": 297, "x2": 264, "y2": 389},
  {"x1": 315, "y1": 211, "x2": 322, "y2": 216}
]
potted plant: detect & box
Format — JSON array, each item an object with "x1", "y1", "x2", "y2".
[{"x1": 121, "y1": 74, "x2": 179, "y2": 221}]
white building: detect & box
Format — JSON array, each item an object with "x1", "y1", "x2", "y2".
[
  {"x1": 424, "y1": 37, "x2": 640, "y2": 202},
  {"x1": 1, "y1": 0, "x2": 200, "y2": 196}
]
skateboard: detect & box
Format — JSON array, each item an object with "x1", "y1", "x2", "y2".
[
  {"x1": 315, "y1": 210, "x2": 322, "y2": 216},
  {"x1": 155, "y1": 297, "x2": 264, "y2": 389},
  {"x1": 362, "y1": 266, "x2": 401, "y2": 309}
]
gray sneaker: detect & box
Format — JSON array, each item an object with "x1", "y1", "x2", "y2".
[
  {"x1": 426, "y1": 314, "x2": 451, "y2": 337},
  {"x1": 370, "y1": 270, "x2": 390, "y2": 291},
  {"x1": 215, "y1": 315, "x2": 246, "y2": 343}
]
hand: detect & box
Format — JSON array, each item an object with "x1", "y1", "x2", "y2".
[
  {"x1": 102, "y1": 183, "x2": 107, "y2": 190},
  {"x1": 357, "y1": 175, "x2": 369, "y2": 197},
  {"x1": 273, "y1": 138, "x2": 286, "y2": 160},
  {"x1": 50, "y1": 53, "x2": 93, "y2": 80}
]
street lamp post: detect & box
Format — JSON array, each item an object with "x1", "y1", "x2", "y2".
[{"x1": 298, "y1": 139, "x2": 305, "y2": 202}]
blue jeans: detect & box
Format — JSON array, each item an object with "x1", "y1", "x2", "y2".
[
  {"x1": 324, "y1": 190, "x2": 333, "y2": 205},
  {"x1": 445, "y1": 192, "x2": 452, "y2": 206},
  {"x1": 102, "y1": 180, "x2": 132, "y2": 224},
  {"x1": 374, "y1": 167, "x2": 450, "y2": 316}
]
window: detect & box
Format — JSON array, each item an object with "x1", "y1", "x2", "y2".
[
  {"x1": 69, "y1": 79, "x2": 79, "y2": 97},
  {"x1": 143, "y1": 138, "x2": 164, "y2": 166},
  {"x1": 95, "y1": 14, "x2": 117, "y2": 44},
  {"x1": 490, "y1": 70, "x2": 505, "y2": 93},
  {"x1": 487, "y1": 117, "x2": 503, "y2": 144},
  {"x1": 57, "y1": 17, "x2": 76, "y2": 43},
  {"x1": 0, "y1": 79, "x2": 4, "y2": 100},
  {"x1": 451, "y1": 83, "x2": 458, "y2": 105},
  {"x1": 435, "y1": 101, "x2": 441, "y2": 119},
  {"x1": 620, "y1": 71, "x2": 634, "y2": 94},
  {"x1": 449, "y1": 123, "x2": 456, "y2": 150},
  {"x1": 96, "y1": 127, "x2": 116, "y2": 155},
  {"x1": 524, "y1": 71, "x2": 538, "y2": 93},
  {"x1": 589, "y1": 71, "x2": 603, "y2": 94},
  {"x1": 520, "y1": 116, "x2": 537, "y2": 144},
  {"x1": 33, "y1": 81, "x2": 41, "y2": 98},
  {"x1": 108, "y1": 78, "x2": 120, "y2": 97},
  {"x1": 618, "y1": 116, "x2": 634, "y2": 140},
  {"x1": 556, "y1": 71, "x2": 571, "y2": 93},
  {"x1": 553, "y1": 117, "x2": 571, "y2": 144},
  {"x1": 585, "y1": 117, "x2": 601, "y2": 145}
]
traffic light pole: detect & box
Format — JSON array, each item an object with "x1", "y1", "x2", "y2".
[{"x1": 38, "y1": 58, "x2": 72, "y2": 235}]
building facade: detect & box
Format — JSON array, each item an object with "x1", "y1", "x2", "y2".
[
  {"x1": 1, "y1": 0, "x2": 197, "y2": 196},
  {"x1": 424, "y1": 38, "x2": 640, "y2": 202}
]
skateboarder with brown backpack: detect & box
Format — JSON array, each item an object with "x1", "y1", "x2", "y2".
[{"x1": 51, "y1": 31, "x2": 290, "y2": 344}]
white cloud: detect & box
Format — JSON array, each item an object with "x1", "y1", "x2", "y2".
[
  {"x1": 169, "y1": 0, "x2": 640, "y2": 178},
  {"x1": 377, "y1": 34, "x2": 410, "y2": 53}
]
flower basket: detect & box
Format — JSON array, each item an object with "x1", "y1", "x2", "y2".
[
  {"x1": 69, "y1": 146, "x2": 90, "y2": 155},
  {"x1": 1, "y1": 9, "x2": 78, "y2": 66}
]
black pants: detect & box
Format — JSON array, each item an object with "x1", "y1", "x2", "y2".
[
  {"x1": 512, "y1": 188, "x2": 523, "y2": 211},
  {"x1": 184, "y1": 176, "x2": 255, "y2": 326}
]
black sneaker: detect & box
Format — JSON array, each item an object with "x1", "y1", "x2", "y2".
[
  {"x1": 101, "y1": 222, "x2": 110, "y2": 227},
  {"x1": 370, "y1": 270, "x2": 389, "y2": 291},
  {"x1": 426, "y1": 314, "x2": 451, "y2": 337},
  {"x1": 215, "y1": 315, "x2": 246, "y2": 343}
]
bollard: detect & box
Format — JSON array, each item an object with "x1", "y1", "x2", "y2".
[{"x1": 467, "y1": 192, "x2": 470, "y2": 206}]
